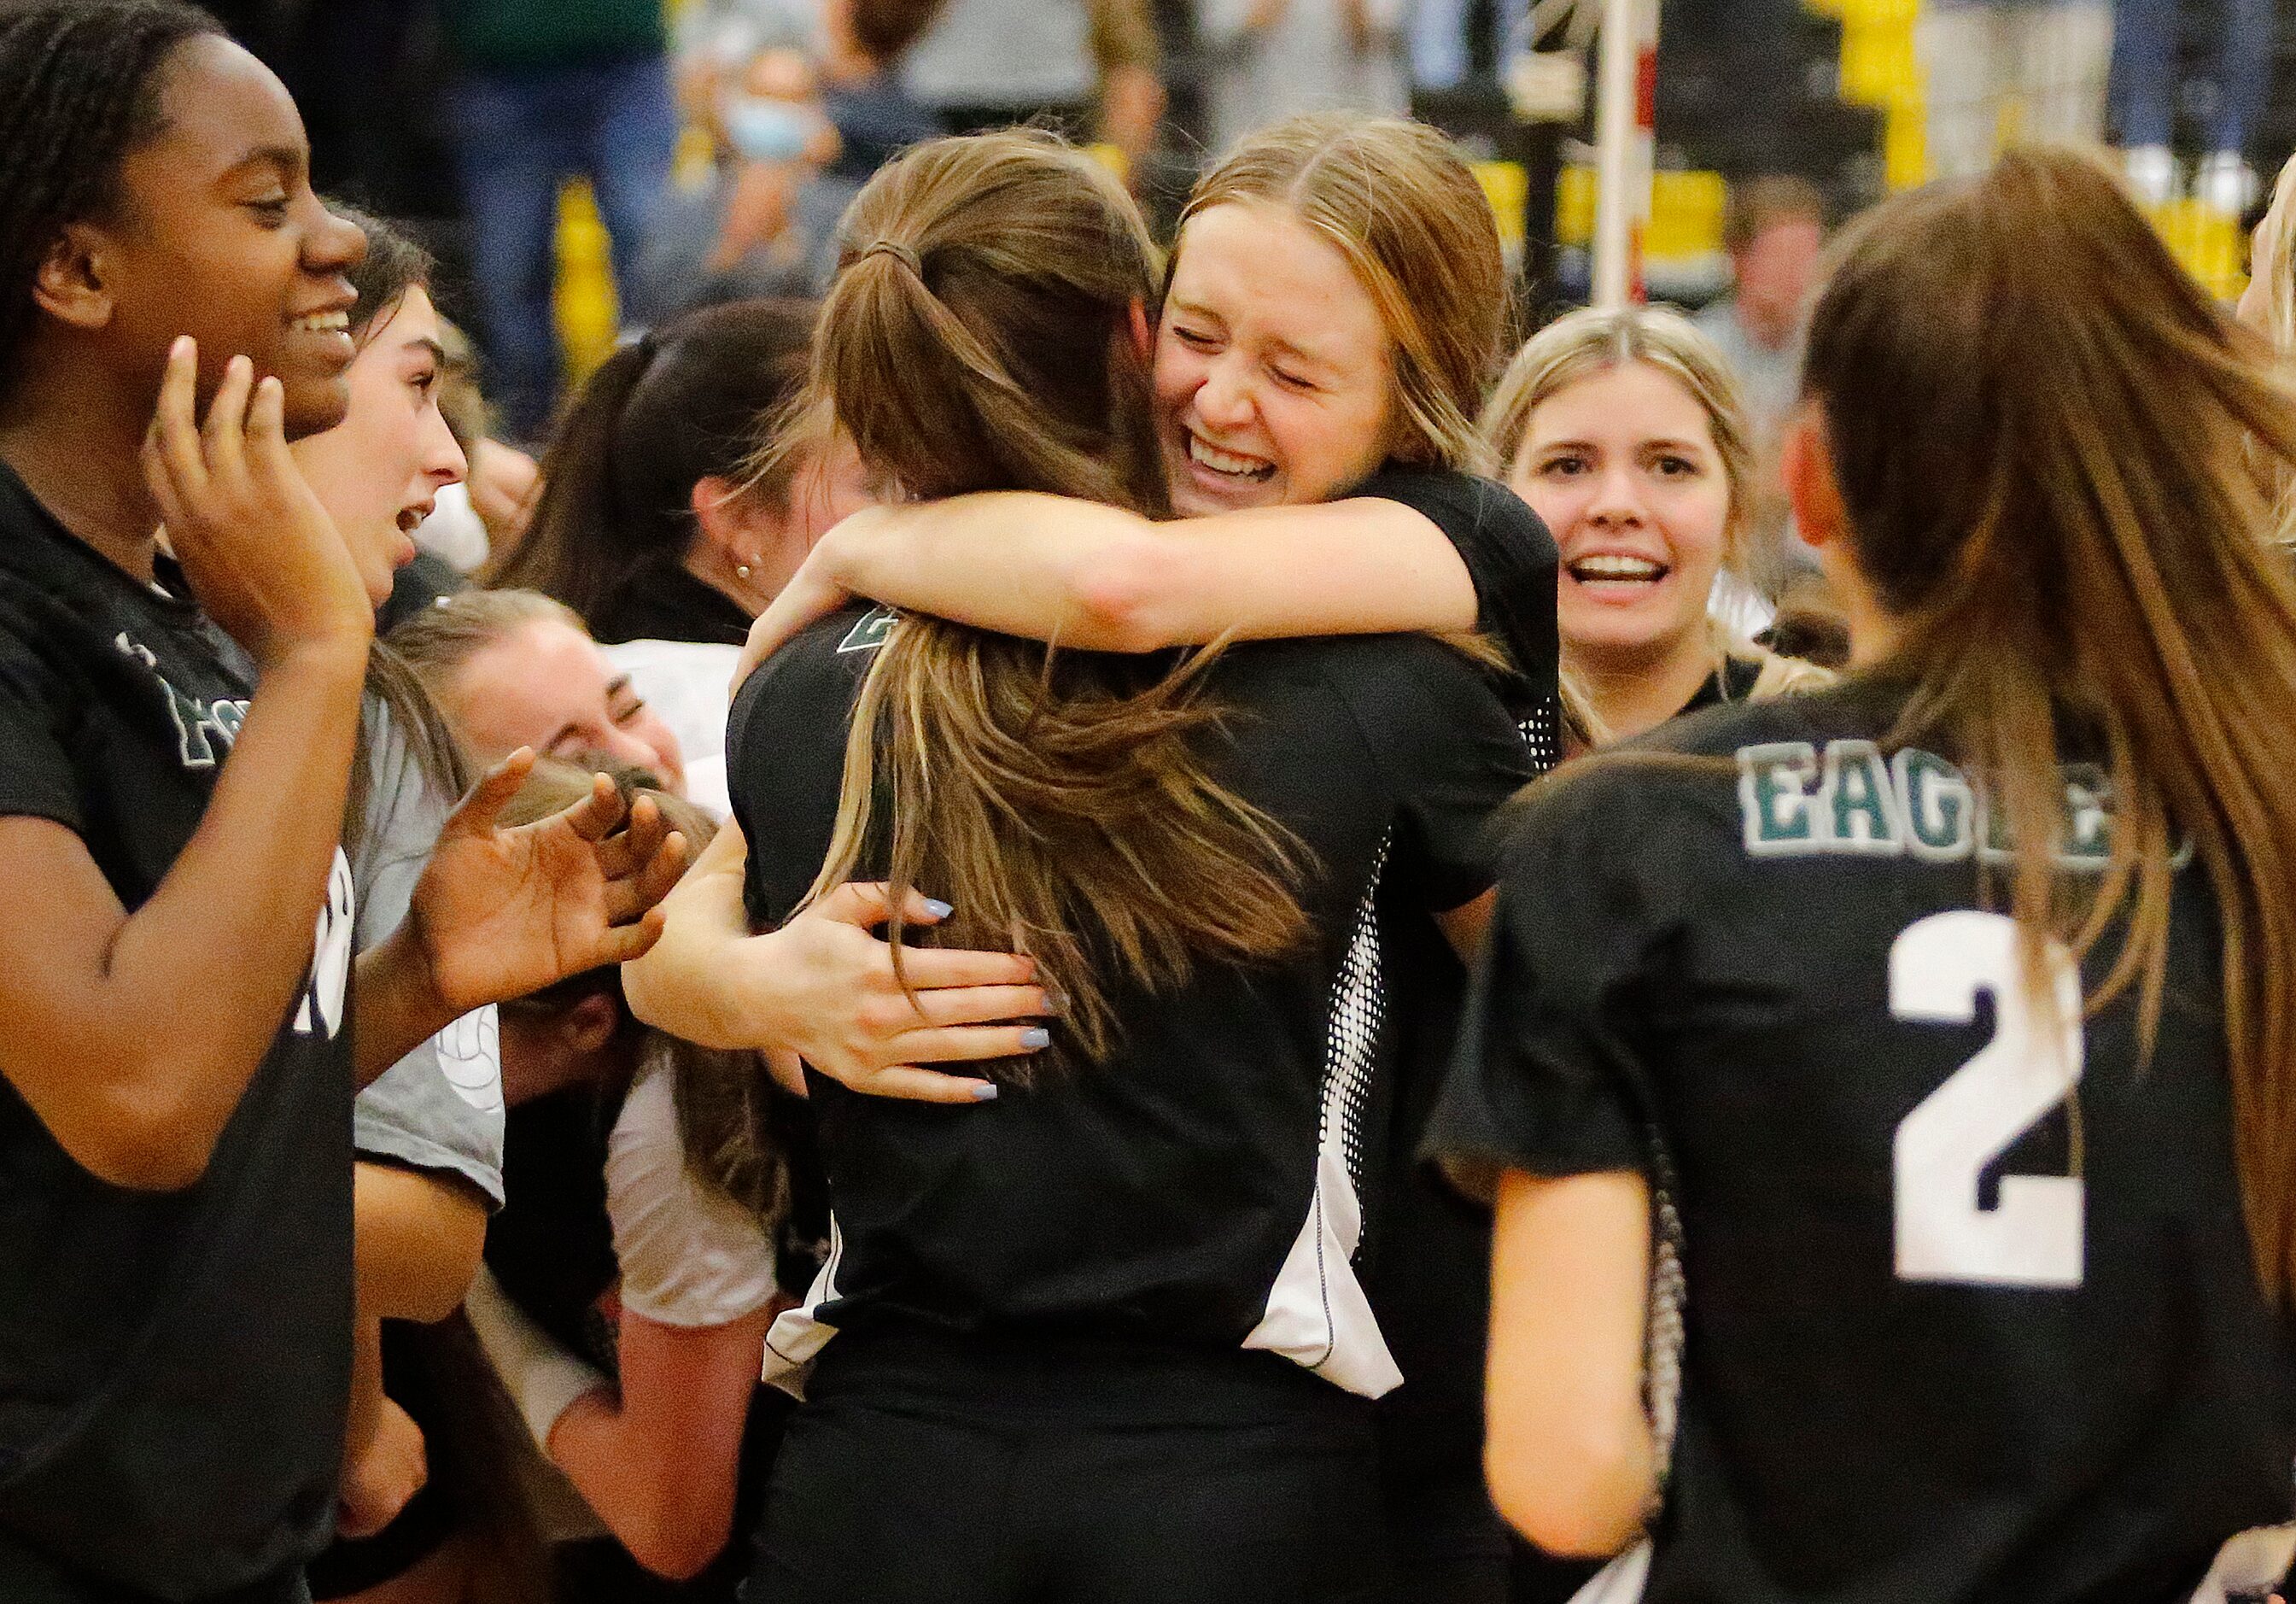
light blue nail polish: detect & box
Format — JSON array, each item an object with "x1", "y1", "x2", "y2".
[
  {"x1": 923, "y1": 898, "x2": 954, "y2": 920},
  {"x1": 971, "y1": 1083, "x2": 1000, "y2": 1102},
  {"x1": 1020, "y1": 1027, "x2": 1051, "y2": 1050}
]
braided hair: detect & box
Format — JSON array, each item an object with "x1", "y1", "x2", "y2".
[{"x1": 0, "y1": 0, "x2": 222, "y2": 395}]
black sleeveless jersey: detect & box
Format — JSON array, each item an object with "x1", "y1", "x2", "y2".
[{"x1": 1428, "y1": 677, "x2": 2296, "y2": 1604}]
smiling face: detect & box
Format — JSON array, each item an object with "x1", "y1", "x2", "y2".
[
  {"x1": 441, "y1": 618, "x2": 687, "y2": 797},
  {"x1": 1509, "y1": 360, "x2": 1732, "y2": 674},
  {"x1": 292, "y1": 286, "x2": 465, "y2": 606},
  {"x1": 99, "y1": 34, "x2": 367, "y2": 438},
  {"x1": 1154, "y1": 201, "x2": 1397, "y2": 515}
]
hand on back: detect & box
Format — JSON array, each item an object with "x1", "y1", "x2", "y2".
[{"x1": 757, "y1": 882, "x2": 1055, "y2": 1103}]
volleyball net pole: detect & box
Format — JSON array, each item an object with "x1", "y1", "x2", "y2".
[{"x1": 1590, "y1": 0, "x2": 1656, "y2": 310}]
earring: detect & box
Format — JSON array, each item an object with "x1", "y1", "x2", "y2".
[{"x1": 735, "y1": 557, "x2": 755, "y2": 581}]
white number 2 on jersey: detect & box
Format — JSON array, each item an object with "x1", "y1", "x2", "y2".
[{"x1": 1890, "y1": 910, "x2": 2085, "y2": 1288}]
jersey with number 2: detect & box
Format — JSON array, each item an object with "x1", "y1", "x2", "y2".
[{"x1": 1427, "y1": 679, "x2": 2296, "y2": 1604}]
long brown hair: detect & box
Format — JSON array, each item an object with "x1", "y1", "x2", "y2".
[
  {"x1": 797, "y1": 131, "x2": 1310, "y2": 1069},
  {"x1": 1180, "y1": 114, "x2": 1510, "y2": 475},
  {"x1": 1805, "y1": 147, "x2": 2296, "y2": 1302}
]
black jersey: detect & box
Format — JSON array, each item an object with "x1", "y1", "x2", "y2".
[
  {"x1": 0, "y1": 465, "x2": 356, "y2": 1601},
  {"x1": 1340, "y1": 465, "x2": 1563, "y2": 1545},
  {"x1": 1351, "y1": 462, "x2": 1561, "y2": 758},
  {"x1": 1427, "y1": 677, "x2": 2296, "y2": 1604},
  {"x1": 730, "y1": 605, "x2": 1532, "y2": 1398}
]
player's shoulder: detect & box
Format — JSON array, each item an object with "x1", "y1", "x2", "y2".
[{"x1": 1229, "y1": 629, "x2": 1510, "y2": 736}]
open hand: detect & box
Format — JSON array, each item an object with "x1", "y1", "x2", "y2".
[
  {"x1": 408, "y1": 752, "x2": 688, "y2": 1014},
  {"x1": 762, "y1": 882, "x2": 1055, "y2": 1103},
  {"x1": 141, "y1": 337, "x2": 372, "y2": 664}
]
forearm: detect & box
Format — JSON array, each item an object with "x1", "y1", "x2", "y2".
[
  {"x1": 623, "y1": 823, "x2": 772, "y2": 1051},
  {"x1": 547, "y1": 1391, "x2": 740, "y2": 1579},
  {"x1": 824, "y1": 495, "x2": 1481, "y2": 650},
  {"x1": 543, "y1": 1310, "x2": 769, "y2": 1580},
  {"x1": 1486, "y1": 1168, "x2": 1656, "y2": 1557},
  {"x1": 819, "y1": 495, "x2": 1172, "y2": 649},
  {"x1": 342, "y1": 1311, "x2": 386, "y2": 1463},
  {"x1": 354, "y1": 1160, "x2": 490, "y2": 1324},
  {"x1": 353, "y1": 925, "x2": 459, "y2": 1090}
]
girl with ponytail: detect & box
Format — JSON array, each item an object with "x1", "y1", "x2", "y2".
[
  {"x1": 638, "y1": 112, "x2": 1570, "y2": 1602},
  {"x1": 687, "y1": 128, "x2": 1533, "y2": 1604},
  {"x1": 1429, "y1": 148, "x2": 2296, "y2": 1603},
  {"x1": 487, "y1": 298, "x2": 868, "y2": 647}
]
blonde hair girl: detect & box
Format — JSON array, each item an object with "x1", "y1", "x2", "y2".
[{"x1": 1481, "y1": 304, "x2": 1829, "y2": 743}]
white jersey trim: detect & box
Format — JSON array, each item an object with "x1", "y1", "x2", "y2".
[
  {"x1": 1567, "y1": 1543, "x2": 1651, "y2": 1604},
  {"x1": 1241, "y1": 1144, "x2": 1404, "y2": 1397},
  {"x1": 762, "y1": 1213, "x2": 847, "y2": 1398}
]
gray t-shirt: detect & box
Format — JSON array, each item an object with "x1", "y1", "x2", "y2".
[{"x1": 352, "y1": 705, "x2": 506, "y2": 1206}]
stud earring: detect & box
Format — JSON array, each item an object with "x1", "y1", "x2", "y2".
[{"x1": 735, "y1": 558, "x2": 755, "y2": 581}]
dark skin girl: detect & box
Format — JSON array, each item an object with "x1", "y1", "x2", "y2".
[{"x1": 0, "y1": 32, "x2": 686, "y2": 1193}]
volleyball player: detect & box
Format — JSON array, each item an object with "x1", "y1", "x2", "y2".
[
  {"x1": 639, "y1": 118, "x2": 1562, "y2": 1599},
  {"x1": 705, "y1": 129, "x2": 1531, "y2": 1603},
  {"x1": 0, "y1": 9, "x2": 681, "y2": 1596},
  {"x1": 1428, "y1": 149, "x2": 2296, "y2": 1602}
]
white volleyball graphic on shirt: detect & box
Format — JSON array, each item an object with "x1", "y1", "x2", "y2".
[
  {"x1": 293, "y1": 850, "x2": 356, "y2": 1040},
  {"x1": 435, "y1": 1005, "x2": 504, "y2": 1112}
]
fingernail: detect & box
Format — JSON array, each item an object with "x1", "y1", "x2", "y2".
[
  {"x1": 1019, "y1": 1027, "x2": 1051, "y2": 1051},
  {"x1": 1040, "y1": 988, "x2": 1066, "y2": 1015},
  {"x1": 922, "y1": 899, "x2": 953, "y2": 920},
  {"x1": 971, "y1": 1083, "x2": 1000, "y2": 1102}
]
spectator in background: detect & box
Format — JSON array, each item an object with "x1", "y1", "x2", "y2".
[
  {"x1": 1692, "y1": 176, "x2": 1824, "y2": 443},
  {"x1": 820, "y1": 0, "x2": 944, "y2": 177},
  {"x1": 629, "y1": 33, "x2": 847, "y2": 321},
  {"x1": 441, "y1": 0, "x2": 682, "y2": 442},
  {"x1": 1693, "y1": 178, "x2": 1828, "y2": 613},
  {"x1": 903, "y1": 0, "x2": 1165, "y2": 179},
  {"x1": 1199, "y1": 1, "x2": 1411, "y2": 155},
  {"x1": 1916, "y1": 0, "x2": 2112, "y2": 179},
  {"x1": 2112, "y1": 0, "x2": 2276, "y2": 212},
  {"x1": 675, "y1": 1, "x2": 944, "y2": 179}
]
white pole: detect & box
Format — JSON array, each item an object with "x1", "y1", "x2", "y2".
[{"x1": 1591, "y1": 0, "x2": 1653, "y2": 309}]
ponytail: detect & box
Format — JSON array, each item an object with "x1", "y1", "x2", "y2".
[
  {"x1": 792, "y1": 132, "x2": 1311, "y2": 1072},
  {"x1": 1806, "y1": 148, "x2": 2296, "y2": 1303},
  {"x1": 485, "y1": 342, "x2": 657, "y2": 623},
  {"x1": 490, "y1": 300, "x2": 818, "y2": 631}
]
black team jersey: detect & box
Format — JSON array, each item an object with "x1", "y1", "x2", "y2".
[
  {"x1": 1428, "y1": 677, "x2": 2296, "y2": 1604},
  {"x1": 0, "y1": 464, "x2": 355, "y2": 1602},
  {"x1": 730, "y1": 603, "x2": 1533, "y2": 1397},
  {"x1": 1341, "y1": 467, "x2": 1569, "y2": 1585}
]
